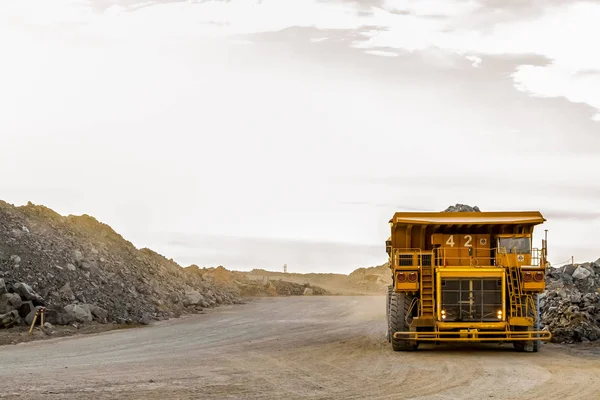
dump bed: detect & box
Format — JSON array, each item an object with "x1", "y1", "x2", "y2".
[{"x1": 389, "y1": 211, "x2": 545, "y2": 252}]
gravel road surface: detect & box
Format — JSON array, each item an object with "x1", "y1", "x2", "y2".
[{"x1": 1, "y1": 296, "x2": 599, "y2": 399}]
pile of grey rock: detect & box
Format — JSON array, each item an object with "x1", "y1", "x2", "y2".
[
  {"x1": 0, "y1": 201, "x2": 244, "y2": 330},
  {"x1": 443, "y1": 204, "x2": 481, "y2": 212},
  {"x1": 0, "y1": 279, "x2": 105, "y2": 329},
  {"x1": 541, "y1": 259, "x2": 600, "y2": 343}
]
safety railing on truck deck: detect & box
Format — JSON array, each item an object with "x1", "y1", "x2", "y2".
[
  {"x1": 531, "y1": 248, "x2": 543, "y2": 267},
  {"x1": 496, "y1": 248, "x2": 544, "y2": 268},
  {"x1": 391, "y1": 247, "x2": 544, "y2": 268},
  {"x1": 436, "y1": 247, "x2": 545, "y2": 268},
  {"x1": 435, "y1": 247, "x2": 495, "y2": 267}
]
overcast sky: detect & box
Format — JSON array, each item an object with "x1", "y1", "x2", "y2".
[{"x1": 1, "y1": 0, "x2": 599, "y2": 273}]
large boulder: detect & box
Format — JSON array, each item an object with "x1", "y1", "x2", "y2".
[
  {"x1": 573, "y1": 266, "x2": 592, "y2": 280},
  {"x1": 58, "y1": 282, "x2": 75, "y2": 301},
  {"x1": 89, "y1": 305, "x2": 108, "y2": 322},
  {"x1": 139, "y1": 313, "x2": 152, "y2": 325},
  {"x1": 76, "y1": 304, "x2": 107, "y2": 323},
  {"x1": 44, "y1": 305, "x2": 74, "y2": 326},
  {"x1": 25, "y1": 306, "x2": 44, "y2": 325},
  {"x1": 0, "y1": 279, "x2": 7, "y2": 296},
  {"x1": 72, "y1": 250, "x2": 85, "y2": 264},
  {"x1": 184, "y1": 290, "x2": 204, "y2": 306},
  {"x1": 0, "y1": 310, "x2": 21, "y2": 328},
  {"x1": 13, "y1": 283, "x2": 45, "y2": 306},
  {"x1": 64, "y1": 304, "x2": 93, "y2": 323},
  {"x1": 0, "y1": 293, "x2": 23, "y2": 314}
]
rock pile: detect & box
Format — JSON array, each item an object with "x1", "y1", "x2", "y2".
[
  {"x1": 241, "y1": 264, "x2": 390, "y2": 296},
  {"x1": 542, "y1": 259, "x2": 600, "y2": 343},
  {"x1": 266, "y1": 280, "x2": 328, "y2": 296},
  {"x1": 443, "y1": 204, "x2": 481, "y2": 212},
  {"x1": 347, "y1": 263, "x2": 392, "y2": 294},
  {"x1": 191, "y1": 266, "x2": 329, "y2": 297},
  {"x1": 0, "y1": 201, "x2": 266, "y2": 330}
]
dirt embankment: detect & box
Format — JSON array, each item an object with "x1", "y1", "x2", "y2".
[
  {"x1": 241, "y1": 263, "x2": 392, "y2": 296},
  {"x1": 0, "y1": 200, "x2": 328, "y2": 344}
]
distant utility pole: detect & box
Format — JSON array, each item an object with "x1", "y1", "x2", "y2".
[{"x1": 283, "y1": 264, "x2": 287, "y2": 274}]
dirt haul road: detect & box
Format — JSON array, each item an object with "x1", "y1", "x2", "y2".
[{"x1": 1, "y1": 296, "x2": 599, "y2": 400}]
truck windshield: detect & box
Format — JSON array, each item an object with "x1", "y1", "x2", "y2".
[{"x1": 498, "y1": 237, "x2": 531, "y2": 254}]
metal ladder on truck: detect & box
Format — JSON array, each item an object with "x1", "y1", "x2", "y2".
[{"x1": 419, "y1": 253, "x2": 434, "y2": 319}]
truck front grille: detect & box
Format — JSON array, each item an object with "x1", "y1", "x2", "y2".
[{"x1": 441, "y1": 278, "x2": 502, "y2": 322}]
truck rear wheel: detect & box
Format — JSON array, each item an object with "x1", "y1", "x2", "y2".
[{"x1": 388, "y1": 291, "x2": 418, "y2": 351}]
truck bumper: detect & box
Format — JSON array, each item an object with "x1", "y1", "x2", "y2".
[{"x1": 393, "y1": 329, "x2": 552, "y2": 342}]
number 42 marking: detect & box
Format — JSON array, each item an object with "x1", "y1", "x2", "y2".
[{"x1": 446, "y1": 235, "x2": 472, "y2": 247}]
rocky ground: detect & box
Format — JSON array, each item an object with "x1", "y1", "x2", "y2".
[
  {"x1": 542, "y1": 260, "x2": 600, "y2": 343},
  {"x1": 0, "y1": 201, "x2": 328, "y2": 344}
]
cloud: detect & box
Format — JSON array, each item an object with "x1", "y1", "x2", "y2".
[
  {"x1": 356, "y1": 2, "x2": 600, "y2": 120},
  {"x1": 6, "y1": 0, "x2": 591, "y2": 119},
  {"x1": 466, "y1": 55, "x2": 482, "y2": 67},
  {"x1": 364, "y1": 49, "x2": 398, "y2": 57},
  {"x1": 542, "y1": 210, "x2": 600, "y2": 221},
  {"x1": 382, "y1": 0, "x2": 482, "y2": 17},
  {"x1": 512, "y1": 63, "x2": 600, "y2": 120}
]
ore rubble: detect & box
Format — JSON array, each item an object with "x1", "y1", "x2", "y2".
[{"x1": 542, "y1": 260, "x2": 600, "y2": 343}]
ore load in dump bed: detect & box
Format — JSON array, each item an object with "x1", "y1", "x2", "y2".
[{"x1": 0, "y1": 200, "x2": 327, "y2": 338}]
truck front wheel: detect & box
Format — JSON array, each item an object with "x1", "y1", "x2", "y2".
[
  {"x1": 386, "y1": 285, "x2": 392, "y2": 343},
  {"x1": 513, "y1": 326, "x2": 540, "y2": 352},
  {"x1": 388, "y1": 291, "x2": 418, "y2": 351}
]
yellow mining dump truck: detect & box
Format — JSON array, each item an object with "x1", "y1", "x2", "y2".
[{"x1": 385, "y1": 210, "x2": 551, "y2": 352}]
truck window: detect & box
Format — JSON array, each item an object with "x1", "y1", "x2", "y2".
[{"x1": 498, "y1": 237, "x2": 531, "y2": 254}]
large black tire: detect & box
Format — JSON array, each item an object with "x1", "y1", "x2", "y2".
[
  {"x1": 388, "y1": 291, "x2": 418, "y2": 351},
  {"x1": 386, "y1": 285, "x2": 392, "y2": 343},
  {"x1": 513, "y1": 326, "x2": 539, "y2": 353}
]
